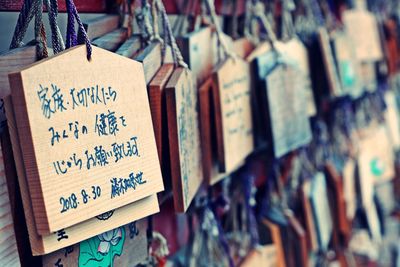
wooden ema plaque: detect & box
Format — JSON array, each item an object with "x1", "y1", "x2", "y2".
[
  {"x1": 42, "y1": 218, "x2": 148, "y2": 267},
  {"x1": 92, "y1": 29, "x2": 128, "y2": 52},
  {"x1": 0, "y1": 142, "x2": 21, "y2": 266},
  {"x1": 259, "y1": 58, "x2": 312, "y2": 158},
  {"x1": 274, "y1": 38, "x2": 316, "y2": 117},
  {"x1": 8, "y1": 45, "x2": 164, "y2": 234},
  {"x1": 135, "y1": 42, "x2": 163, "y2": 85},
  {"x1": 148, "y1": 64, "x2": 174, "y2": 167},
  {"x1": 116, "y1": 35, "x2": 142, "y2": 59},
  {"x1": 0, "y1": 46, "x2": 160, "y2": 257},
  {"x1": 177, "y1": 26, "x2": 214, "y2": 85},
  {"x1": 333, "y1": 32, "x2": 362, "y2": 98},
  {"x1": 343, "y1": 9, "x2": 383, "y2": 62},
  {"x1": 166, "y1": 68, "x2": 203, "y2": 212},
  {"x1": 0, "y1": 46, "x2": 38, "y2": 99},
  {"x1": 358, "y1": 125, "x2": 394, "y2": 207},
  {"x1": 6, "y1": 94, "x2": 160, "y2": 256},
  {"x1": 83, "y1": 15, "x2": 120, "y2": 41},
  {"x1": 212, "y1": 56, "x2": 254, "y2": 173},
  {"x1": 0, "y1": 45, "x2": 41, "y2": 266}
]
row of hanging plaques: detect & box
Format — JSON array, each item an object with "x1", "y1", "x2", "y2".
[{"x1": 0, "y1": 0, "x2": 399, "y2": 266}]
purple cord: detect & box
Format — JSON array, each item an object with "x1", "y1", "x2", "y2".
[{"x1": 65, "y1": 0, "x2": 92, "y2": 60}]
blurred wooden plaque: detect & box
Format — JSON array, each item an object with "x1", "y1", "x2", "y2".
[
  {"x1": 263, "y1": 62, "x2": 312, "y2": 158},
  {"x1": 177, "y1": 26, "x2": 214, "y2": 85},
  {"x1": 275, "y1": 38, "x2": 316, "y2": 116},
  {"x1": 83, "y1": 15, "x2": 120, "y2": 41},
  {"x1": 166, "y1": 68, "x2": 203, "y2": 212},
  {"x1": 6, "y1": 94, "x2": 160, "y2": 255},
  {"x1": 212, "y1": 56, "x2": 254, "y2": 172},
  {"x1": 343, "y1": 9, "x2": 383, "y2": 62}
]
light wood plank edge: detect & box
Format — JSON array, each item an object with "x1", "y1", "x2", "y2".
[
  {"x1": 8, "y1": 72, "x2": 50, "y2": 234},
  {"x1": 211, "y1": 68, "x2": 227, "y2": 173}
]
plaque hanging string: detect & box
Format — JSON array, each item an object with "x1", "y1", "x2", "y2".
[
  {"x1": 65, "y1": 0, "x2": 92, "y2": 60},
  {"x1": 244, "y1": 0, "x2": 277, "y2": 46},
  {"x1": 202, "y1": 0, "x2": 235, "y2": 61},
  {"x1": 34, "y1": 0, "x2": 48, "y2": 59},
  {"x1": 120, "y1": 0, "x2": 134, "y2": 37},
  {"x1": 45, "y1": 0, "x2": 65, "y2": 54},
  {"x1": 136, "y1": 0, "x2": 155, "y2": 45},
  {"x1": 10, "y1": 0, "x2": 42, "y2": 49},
  {"x1": 150, "y1": 0, "x2": 164, "y2": 44},
  {"x1": 153, "y1": 0, "x2": 188, "y2": 68},
  {"x1": 10, "y1": 0, "x2": 64, "y2": 59}
]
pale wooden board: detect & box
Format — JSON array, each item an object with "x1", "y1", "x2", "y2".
[
  {"x1": 5, "y1": 95, "x2": 160, "y2": 255},
  {"x1": 115, "y1": 35, "x2": 142, "y2": 58},
  {"x1": 275, "y1": 38, "x2": 316, "y2": 117},
  {"x1": 135, "y1": 42, "x2": 163, "y2": 85},
  {"x1": 0, "y1": 143, "x2": 21, "y2": 266},
  {"x1": 177, "y1": 26, "x2": 214, "y2": 85},
  {"x1": 212, "y1": 57, "x2": 254, "y2": 173},
  {"x1": 166, "y1": 68, "x2": 203, "y2": 212},
  {"x1": 92, "y1": 29, "x2": 128, "y2": 51},
  {"x1": 83, "y1": 15, "x2": 120, "y2": 40},
  {"x1": 343, "y1": 9, "x2": 383, "y2": 62},
  {"x1": 0, "y1": 45, "x2": 40, "y2": 266},
  {"x1": 148, "y1": 64, "x2": 174, "y2": 165},
  {"x1": 332, "y1": 32, "x2": 362, "y2": 98},
  {"x1": 9, "y1": 45, "x2": 164, "y2": 234},
  {"x1": 358, "y1": 125, "x2": 395, "y2": 207},
  {"x1": 42, "y1": 218, "x2": 148, "y2": 267},
  {"x1": 264, "y1": 63, "x2": 312, "y2": 158}
]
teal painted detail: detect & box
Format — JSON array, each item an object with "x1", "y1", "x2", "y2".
[{"x1": 78, "y1": 227, "x2": 125, "y2": 267}]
